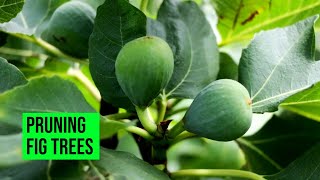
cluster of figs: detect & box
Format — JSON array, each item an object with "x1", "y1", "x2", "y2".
[
  {"x1": 116, "y1": 36, "x2": 253, "y2": 141},
  {"x1": 43, "y1": 1, "x2": 253, "y2": 141}
]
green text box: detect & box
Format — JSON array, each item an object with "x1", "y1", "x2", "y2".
[{"x1": 22, "y1": 113, "x2": 100, "y2": 160}]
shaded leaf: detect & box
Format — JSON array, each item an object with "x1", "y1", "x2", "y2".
[
  {"x1": 238, "y1": 112, "x2": 320, "y2": 175},
  {"x1": 211, "y1": 0, "x2": 320, "y2": 45},
  {"x1": 280, "y1": 82, "x2": 320, "y2": 122},
  {"x1": 89, "y1": 0, "x2": 146, "y2": 110},
  {"x1": 148, "y1": 0, "x2": 219, "y2": 99},
  {"x1": 0, "y1": 133, "x2": 22, "y2": 167},
  {"x1": 266, "y1": 142, "x2": 320, "y2": 180},
  {"x1": 0, "y1": 76, "x2": 95, "y2": 129},
  {"x1": 217, "y1": 52, "x2": 238, "y2": 80},
  {"x1": 0, "y1": 161, "x2": 48, "y2": 180},
  {"x1": 93, "y1": 148, "x2": 170, "y2": 180},
  {"x1": 239, "y1": 16, "x2": 320, "y2": 113},
  {"x1": 0, "y1": 0, "x2": 24, "y2": 23},
  {"x1": 167, "y1": 138, "x2": 245, "y2": 172},
  {"x1": 0, "y1": 57, "x2": 27, "y2": 93},
  {"x1": 49, "y1": 161, "x2": 86, "y2": 180}
]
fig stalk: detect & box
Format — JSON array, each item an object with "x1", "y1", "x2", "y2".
[
  {"x1": 167, "y1": 120, "x2": 185, "y2": 139},
  {"x1": 156, "y1": 95, "x2": 167, "y2": 124},
  {"x1": 135, "y1": 106, "x2": 158, "y2": 135}
]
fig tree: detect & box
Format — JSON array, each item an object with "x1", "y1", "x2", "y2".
[
  {"x1": 42, "y1": 1, "x2": 95, "y2": 58},
  {"x1": 184, "y1": 79, "x2": 252, "y2": 141},
  {"x1": 115, "y1": 36, "x2": 174, "y2": 108}
]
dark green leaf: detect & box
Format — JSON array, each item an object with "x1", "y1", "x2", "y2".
[
  {"x1": 217, "y1": 52, "x2": 238, "y2": 80},
  {"x1": 266, "y1": 142, "x2": 320, "y2": 180},
  {"x1": 0, "y1": 0, "x2": 51, "y2": 35},
  {"x1": 238, "y1": 112, "x2": 320, "y2": 175},
  {"x1": 148, "y1": 0, "x2": 219, "y2": 99},
  {"x1": 167, "y1": 138, "x2": 245, "y2": 171},
  {"x1": 0, "y1": 32, "x2": 8, "y2": 47},
  {"x1": 211, "y1": 0, "x2": 320, "y2": 45},
  {"x1": 0, "y1": 0, "x2": 24, "y2": 23},
  {"x1": 0, "y1": 76, "x2": 95, "y2": 129},
  {"x1": 93, "y1": 148, "x2": 170, "y2": 180},
  {"x1": 239, "y1": 16, "x2": 320, "y2": 113},
  {"x1": 89, "y1": 0, "x2": 146, "y2": 110},
  {"x1": 280, "y1": 82, "x2": 320, "y2": 122},
  {"x1": 0, "y1": 57, "x2": 27, "y2": 93},
  {"x1": 49, "y1": 161, "x2": 86, "y2": 180}
]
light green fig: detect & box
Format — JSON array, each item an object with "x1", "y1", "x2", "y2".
[
  {"x1": 42, "y1": 1, "x2": 95, "y2": 58},
  {"x1": 116, "y1": 36, "x2": 174, "y2": 107},
  {"x1": 184, "y1": 79, "x2": 252, "y2": 141}
]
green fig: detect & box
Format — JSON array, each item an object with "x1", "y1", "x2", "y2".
[
  {"x1": 116, "y1": 36, "x2": 174, "y2": 107},
  {"x1": 184, "y1": 79, "x2": 252, "y2": 141},
  {"x1": 42, "y1": 1, "x2": 95, "y2": 58}
]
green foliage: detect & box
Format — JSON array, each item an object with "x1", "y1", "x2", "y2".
[
  {"x1": 0, "y1": 0, "x2": 320, "y2": 179},
  {"x1": 116, "y1": 36, "x2": 174, "y2": 107},
  {"x1": 0, "y1": 0, "x2": 24, "y2": 23},
  {"x1": 184, "y1": 79, "x2": 252, "y2": 141}
]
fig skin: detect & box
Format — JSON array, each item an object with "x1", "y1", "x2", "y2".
[
  {"x1": 42, "y1": 1, "x2": 95, "y2": 58},
  {"x1": 116, "y1": 36, "x2": 174, "y2": 107},
  {"x1": 184, "y1": 79, "x2": 252, "y2": 141}
]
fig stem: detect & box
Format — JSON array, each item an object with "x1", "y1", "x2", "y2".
[
  {"x1": 166, "y1": 120, "x2": 185, "y2": 139},
  {"x1": 125, "y1": 126, "x2": 154, "y2": 140},
  {"x1": 136, "y1": 106, "x2": 158, "y2": 134},
  {"x1": 171, "y1": 169, "x2": 266, "y2": 180},
  {"x1": 10, "y1": 33, "x2": 87, "y2": 64},
  {"x1": 170, "y1": 131, "x2": 196, "y2": 145},
  {"x1": 156, "y1": 95, "x2": 167, "y2": 124}
]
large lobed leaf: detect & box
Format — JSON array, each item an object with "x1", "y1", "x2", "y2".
[
  {"x1": 239, "y1": 16, "x2": 320, "y2": 113},
  {"x1": 212, "y1": 0, "x2": 320, "y2": 45},
  {"x1": 89, "y1": 0, "x2": 146, "y2": 110},
  {"x1": 0, "y1": 0, "x2": 24, "y2": 23},
  {"x1": 280, "y1": 82, "x2": 320, "y2": 122},
  {"x1": 148, "y1": 0, "x2": 219, "y2": 99}
]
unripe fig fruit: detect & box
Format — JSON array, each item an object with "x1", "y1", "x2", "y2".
[
  {"x1": 116, "y1": 36, "x2": 174, "y2": 107},
  {"x1": 184, "y1": 79, "x2": 252, "y2": 141},
  {"x1": 42, "y1": 1, "x2": 95, "y2": 58}
]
